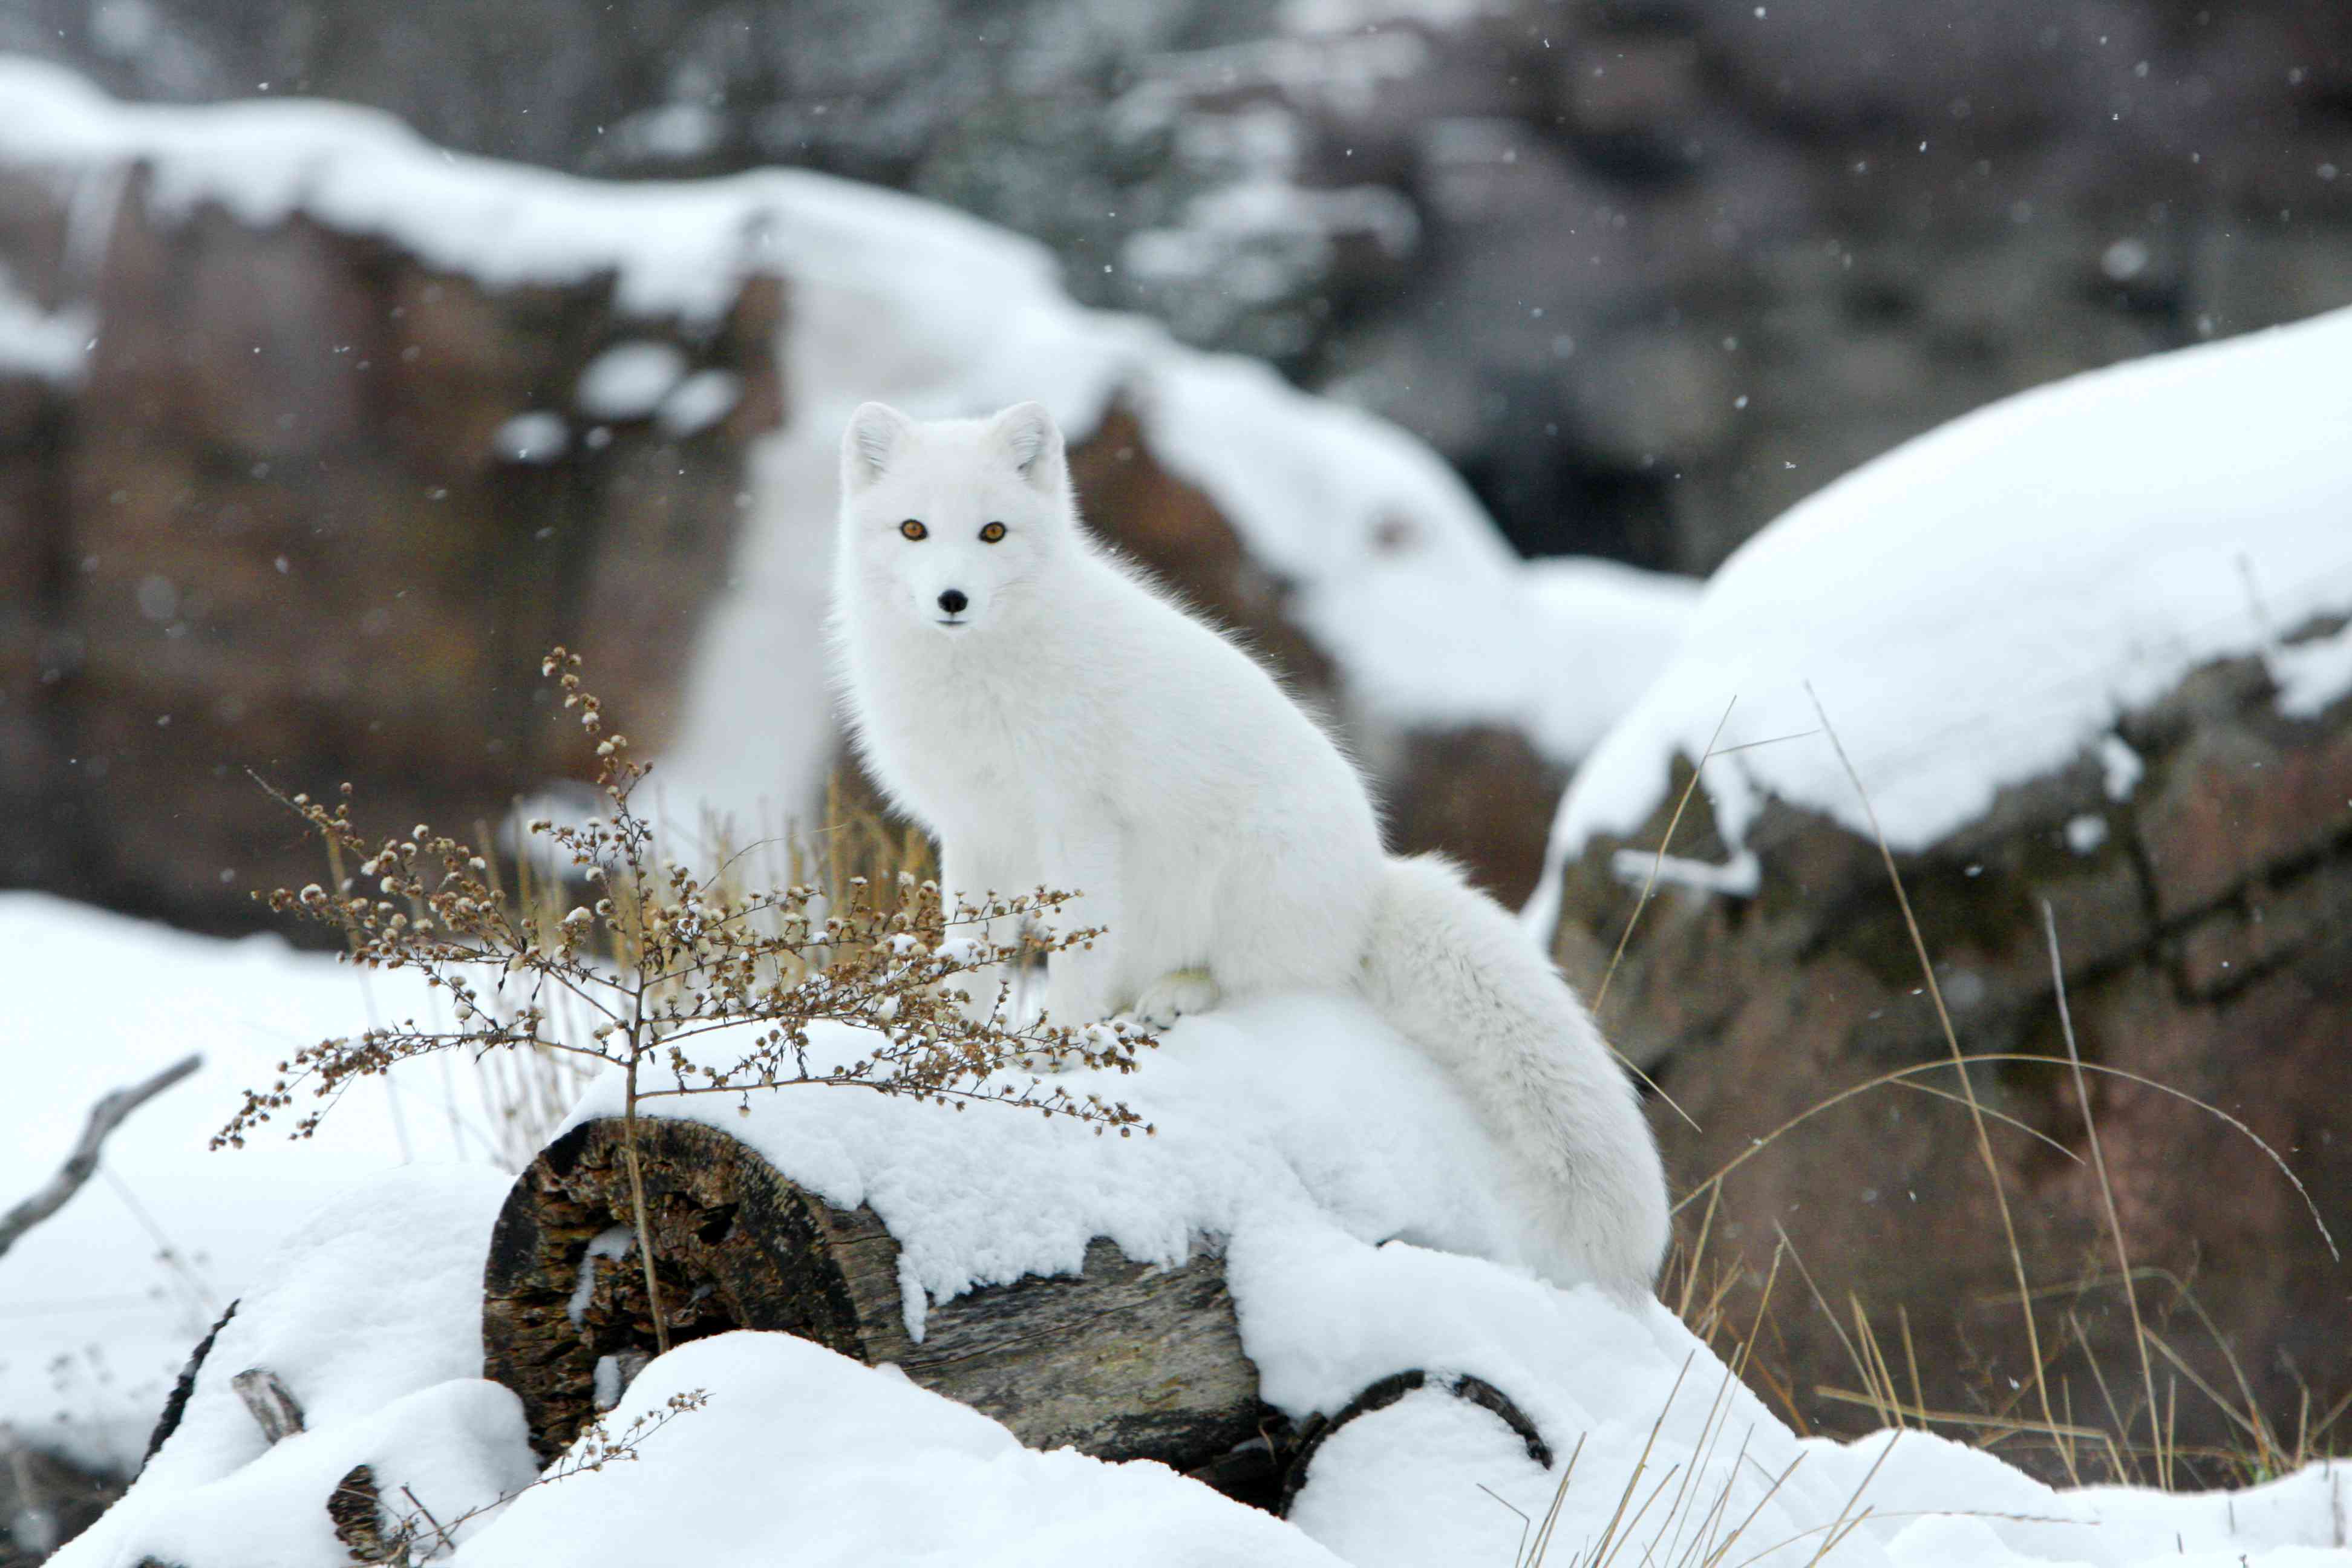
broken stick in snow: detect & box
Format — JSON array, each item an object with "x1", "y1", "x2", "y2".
[{"x1": 230, "y1": 1368, "x2": 305, "y2": 1445}]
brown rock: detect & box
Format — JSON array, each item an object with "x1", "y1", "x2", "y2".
[
  {"x1": 1546, "y1": 651, "x2": 2352, "y2": 1480},
  {"x1": 0, "y1": 169, "x2": 785, "y2": 934}
]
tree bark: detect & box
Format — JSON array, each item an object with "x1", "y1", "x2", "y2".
[{"x1": 481, "y1": 1117, "x2": 1269, "y2": 1478}]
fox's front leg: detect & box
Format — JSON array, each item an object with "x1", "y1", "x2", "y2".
[
  {"x1": 1042, "y1": 815, "x2": 1124, "y2": 1027},
  {"x1": 937, "y1": 833, "x2": 1035, "y2": 1024}
]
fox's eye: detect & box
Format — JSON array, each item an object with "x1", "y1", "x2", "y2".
[
  {"x1": 899, "y1": 519, "x2": 927, "y2": 541},
  {"x1": 979, "y1": 521, "x2": 1007, "y2": 544}
]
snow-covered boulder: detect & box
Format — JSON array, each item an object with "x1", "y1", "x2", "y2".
[{"x1": 1527, "y1": 304, "x2": 2352, "y2": 1472}]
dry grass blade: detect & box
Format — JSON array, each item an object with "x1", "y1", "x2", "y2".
[
  {"x1": 1586, "y1": 700, "x2": 1747, "y2": 1138},
  {"x1": 1595, "y1": 1459, "x2": 1684, "y2": 1567},
  {"x1": 1676, "y1": 1183, "x2": 1725, "y2": 1325},
  {"x1": 1477, "y1": 1481, "x2": 1533, "y2": 1568},
  {"x1": 1675, "y1": 1054, "x2": 2331, "y2": 1262},
  {"x1": 1896, "y1": 1306, "x2": 1926, "y2": 1438},
  {"x1": 2141, "y1": 1329, "x2": 2277, "y2": 1464},
  {"x1": 1527, "y1": 1431, "x2": 1588, "y2": 1566},
  {"x1": 1695, "y1": 1451, "x2": 1803, "y2": 1568},
  {"x1": 1538, "y1": 1356, "x2": 1691, "y2": 1566},
  {"x1": 1810, "y1": 1388, "x2": 2109, "y2": 1442},
  {"x1": 1594, "y1": 697, "x2": 1738, "y2": 1018},
  {"x1": 1651, "y1": 1360, "x2": 1746, "y2": 1567},
  {"x1": 1797, "y1": 1430, "x2": 1898, "y2": 1568},
  {"x1": 1772, "y1": 1223, "x2": 1882, "y2": 1431},
  {"x1": 2043, "y1": 900, "x2": 2167, "y2": 1489},
  {"x1": 1803, "y1": 685, "x2": 2076, "y2": 1486}
]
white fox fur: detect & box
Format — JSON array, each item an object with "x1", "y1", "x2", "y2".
[{"x1": 829, "y1": 400, "x2": 1670, "y2": 1296}]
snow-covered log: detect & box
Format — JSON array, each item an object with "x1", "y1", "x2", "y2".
[{"x1": 481, "y1": 1117, "x2": 1270, "y2": 1484}]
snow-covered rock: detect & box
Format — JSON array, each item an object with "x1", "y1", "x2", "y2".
[
  {"x1": 1523, "y1": 304, "x2": 2352, "y2": 1483},
  {"x1": 1529, "y1": 302, "x2": 2352, "y2": 933}
]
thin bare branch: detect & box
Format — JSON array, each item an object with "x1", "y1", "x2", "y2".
[{"x1": 0, "y1": 1053, "x2": 203, "y2": 1260}]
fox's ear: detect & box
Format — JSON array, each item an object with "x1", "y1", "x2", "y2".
[
  {"x1": 843, "y1": 402, "x2": 912, "y2": 491},
  {"x1": 991, "y1": 401, "x2": 1065, "y2": 489}
]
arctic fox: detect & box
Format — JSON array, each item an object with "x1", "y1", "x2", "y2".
[{"x1": 829, "y1": 400, "x2": 1670, "y2": 1296}]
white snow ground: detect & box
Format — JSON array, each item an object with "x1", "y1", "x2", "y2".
[
  {"x1": 1526, "y1": 304, "x2": 2352, "y2": 936},
  {"x1": 8, "y1": 897, "x2": 2348, "y2": 1566},
  {"x1": 0, "y1": 56, "x2": 1697, "y2": 848},
  {"x1": 0, "y1": 895, "x2": 534, "y2": 1474}
]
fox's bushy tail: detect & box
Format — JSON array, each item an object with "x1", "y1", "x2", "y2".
[{"x1": 1362, "y1": 853, "x2": 1670, "y2": 1297}]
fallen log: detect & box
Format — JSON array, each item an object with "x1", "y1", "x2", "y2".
[{"x1": 481, "y1": 1117, "x2": 1269, "y2": 1478}]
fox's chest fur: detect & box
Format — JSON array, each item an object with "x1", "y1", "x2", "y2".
[{"x1": 838, "y1": 610, "x2": 1064, "y2": 844}]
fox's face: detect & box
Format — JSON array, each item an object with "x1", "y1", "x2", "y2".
[{"x1": 838, "y1": 401, "x2": 1070, "y2": 636}]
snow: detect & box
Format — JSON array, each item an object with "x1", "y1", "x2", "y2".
[
  {"x1": 2097, "y1": 734, "x2": 2145, "y2": 802},
  {"x1": 0, "y1": 59, "x2": 769, "y2": 323},
  {"x1": 9, "y1": 58, "x2": 2348, "y2": 1567},
  {"x1": 1608, "y1": 845, "x2": 1761, "y2": 897},
  {"x1": 448, "y1": 1333, "x2": 1345, "y2": 1568},
  {"x1": 53, "y1": 1168, "x2": 528, "y2": 1568},
  {"x1": 1529, "y1": 305, "x2": 2352, "y2": 934},
  {"x1": 9, "y1": 895, "x2": 2350, "y2": 1566},
  {"x1": 654, "y1": 367, "x2": 741, "y2": 437},
  {"x1": 2065, "y1": 812, "x2": 2110, "y2": 854},
  {"x1": 1269, "y1": 1235, "x2": 2349, "y2": 1567},
  {"x1": 0, "y1": 266, "x2": 90, "y2": 384},
  {"x1": 573, "y1": 340, "x2": 687, "y2": 421},
  {"x1": 2273, "y1": 619, "x2": 2352, "y2": 721},
  {"x1": 0, "y1": 894, "x2": 523, "y2": 1468},
  {"x1": 557, "y1": 993, "x2": 1547, "y2": 1338},
  {"x1": 491, "y1": 410, "x2": 568, "y2": 464}
]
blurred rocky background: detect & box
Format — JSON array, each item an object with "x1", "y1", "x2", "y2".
[{"x1": 8, "y1": 0, "x2": 2350, "y2": 573}]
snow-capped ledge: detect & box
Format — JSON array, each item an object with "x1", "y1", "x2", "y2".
[{"x1": 1526, "y1": 305, "x2": 2352, "y2": 935}]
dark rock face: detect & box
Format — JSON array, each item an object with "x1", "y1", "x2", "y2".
[
  {"x1": 1237, "y1": 2, "x2": 2352, "y2": 573},
  {"x1": 1546, "y1": 642, "x2": 2352, "y2": 1477},
  {"x1": 0, "y1": 1439, "x2": 125, "y2": 1566},
  {"x1": 0, "y1": 171, "x2": 784, "y2": 934}
]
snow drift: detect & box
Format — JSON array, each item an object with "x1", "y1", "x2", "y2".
[{"x1": 12, "y1": 899, "x2": 2350, "y2": 1566}]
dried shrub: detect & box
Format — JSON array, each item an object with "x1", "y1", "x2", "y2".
[{"x1": 224, "y1": 647, "x2": 1154, "y2": 1350}]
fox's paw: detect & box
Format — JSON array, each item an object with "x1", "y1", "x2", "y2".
[{"x1": 1129, "y1": 968, "x2": 1221, "y2": 1030}]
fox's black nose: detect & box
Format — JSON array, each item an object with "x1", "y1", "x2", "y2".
[{"x1": 938, "y1": 589, "x2": 968, "y2": 615}]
